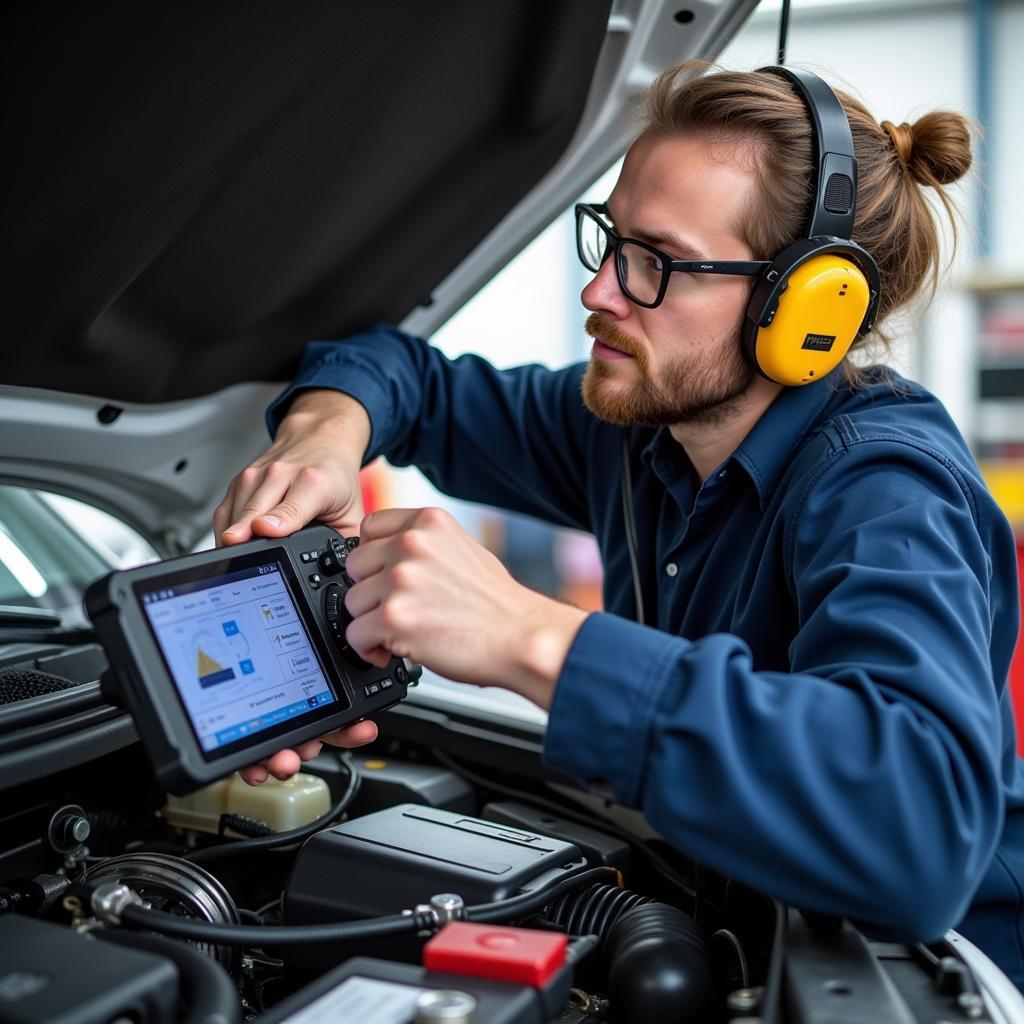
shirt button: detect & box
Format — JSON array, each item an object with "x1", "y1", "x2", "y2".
[
  {"x1": 665, "y1": 562, "x2": 678, "y2": 577},
  {"x1": 718, "y1": 469, "x2": 728, "y2": 479}
]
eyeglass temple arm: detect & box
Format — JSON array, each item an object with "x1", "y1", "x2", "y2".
[{"x1": 668, "y1": 259, "x2": 772, "y2": 277}]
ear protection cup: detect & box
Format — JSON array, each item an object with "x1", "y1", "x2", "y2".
[{"x1": 743, "y1": 253, "x2": 871, "y2": 386}]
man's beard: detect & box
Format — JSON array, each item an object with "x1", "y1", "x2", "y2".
[{"x1": 581, "y1": 313, "x2": 755, "y2": 427}]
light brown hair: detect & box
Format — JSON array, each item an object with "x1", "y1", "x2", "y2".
[{"x1": 643, "y1": 61, "x2": 974, "y2": 384}]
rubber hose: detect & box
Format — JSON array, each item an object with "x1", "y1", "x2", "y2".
[
  {"x1": 120, "y1": 905, "x2": 430, "y2": 947},
  {"x1": 96, "y1": 928, "x2": 240, "y2": 1024},
  {"x1": 116, "y1": 867, "x2": 617, "y2": 946},
  {"x1": 605, "y1": 903, "x2": 714, "y2": 1023},
  {"x1": 545, "y1": 883, "x2": 652, "y2": 987}
]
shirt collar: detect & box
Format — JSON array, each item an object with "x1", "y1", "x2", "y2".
[
  {"x1": 639, "y1": 370, "x2": 845, "y2": 509},
  {"x1": 731, "y1": 372, "x2": 846, "y2": 507}
]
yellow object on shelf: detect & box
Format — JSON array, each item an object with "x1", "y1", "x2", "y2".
[
  {"x1": 162, "y1": 772, "x2": 331, "y2": 836},
  {"x1": 980, "y1": 461, "x2": 1024, "y2": 531}
]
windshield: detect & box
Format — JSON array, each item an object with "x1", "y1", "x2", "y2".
[{"x1": 0, "y1": 486, "x2": 157, "y2": 624}]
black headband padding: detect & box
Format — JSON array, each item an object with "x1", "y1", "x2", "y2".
[{"x1": 2, "y1": 2, "x2": 611, "y2": 403}]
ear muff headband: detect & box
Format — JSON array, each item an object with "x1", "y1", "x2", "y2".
[{"x1": 742, "y1": 67, "x2": 881, "y2": 387}]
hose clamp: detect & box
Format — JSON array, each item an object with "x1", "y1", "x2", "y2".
[{"x1": 89, "y1": 882, "x2": 147, "y2": 926}]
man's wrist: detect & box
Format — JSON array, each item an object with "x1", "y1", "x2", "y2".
[
  {"x1": 278, "y1": 389, "x2": 372, "y2": 460},
  {"x1": 502, "y1": 596, "x2": 589, "y2": 710}
]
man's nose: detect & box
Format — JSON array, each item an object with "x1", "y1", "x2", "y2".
[{"x1": 581, "y1": 254, "x2": 630, "y2": 318}]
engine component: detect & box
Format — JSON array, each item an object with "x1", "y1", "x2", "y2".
[
  {"x1": 482, "y1": 801, "x2": 631, "y2": 874},
  {"x1": 304, "y1": 753, "x2": 476, "y2": 816},
  {"x1": 284, "y1": 803, "x2": 586, "y2": 968},
  {"x1": 82, "y1": 852, "x2": 241, "y2": 973},
  {"x1": 96, "y1": 929, "x2": 241, "y2": 1024},
  {"x1": 46, "y1": 804, "x2": 91, "y2": 854},
  {"x1": 545, "y1": 882, "x2": 713, "y2": 1019},
  {"x1": 605, "y1": 903, "x2": 713, "y2": 1023},
  {"x1": 259, "y1": 955, "x2": 572, "y2": 1024},
  {"x1": 162, "y1": 771, "x2": 331, "y2": 836},
  {"x1": 423, "y1": 921, "x2": 568, "y2": 988},
  {"x1": 545, "y1": 882, "x2": 651, "y2": 986},
  {"x1": 0, "y1": 915, "x2": 178, "y2": 1024}
]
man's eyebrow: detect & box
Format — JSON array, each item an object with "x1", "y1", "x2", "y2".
[
  {"x1": 602, "y1": 205, "x2": 705, "y2": 260},
  {"x1": 633, "y1": 229, "x2": 705, "y2": 261}
]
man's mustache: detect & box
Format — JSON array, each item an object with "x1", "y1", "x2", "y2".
[{"x1": 585, "y1": 313, "x2": 647, "y2": 364}]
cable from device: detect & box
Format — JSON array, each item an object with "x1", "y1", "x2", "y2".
[
  {"x1": 620, "y1": 430, "x2": 645, "y2": 626},
  {"x1": 101, "y1": 867, "x2": 618, "y2": 947},
  {"x1": 185, "y1": 754, "x2": 361, "y2": 865}
]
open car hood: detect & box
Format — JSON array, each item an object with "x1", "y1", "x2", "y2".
[{"x1": 1, "y1": 0, "x2": 757, "y2": 551}]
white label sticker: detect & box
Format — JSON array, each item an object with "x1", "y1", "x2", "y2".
[{"x1": 279, "y1": 975, "x2": 428, "y2": 1024}]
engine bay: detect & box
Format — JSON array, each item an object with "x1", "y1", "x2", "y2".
[{"x1": 0, "y1": 640, "x2": 1009, "y2": 1023}]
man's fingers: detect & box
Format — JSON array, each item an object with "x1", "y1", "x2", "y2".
[
  {"x1": 239, "y1": 763, "x2": 270, "y2": 785},
  {"x1": 266, "y1": 749, "x2": 302, "y2": 780},
  {"x1": 343, "y1": 541, "x2": 393, "y2": 589},
  {"x1": 345, "y1": 608, "x2": 400, "y2": 669},
  {"x1": 322, "y1": 719, "x2": 378, "y2": 748},
  {"x1": 359, "y1": 507, "x2": 435, "y2": 542},
  {"x1": 220, "y1": 471, "x2": 293, "y2": 544},
  {"x1": 248, "y1": 466, "x2": 347, "y2": 538},
  {"x1": 296, "y1": 739, "x2": 323, "y2": 761},
  {"x1": 212, "y1": 479, "x2": 241, "y2": 546}
]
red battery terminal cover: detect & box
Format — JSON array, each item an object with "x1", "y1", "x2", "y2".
[{"x1": 423, "y1": 921, "x2": 568, "y2": 987}]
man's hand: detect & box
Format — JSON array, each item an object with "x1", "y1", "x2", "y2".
[
  {"x1": 213, "y1": 389, "x2": 372, "y2": 545},
  {"x1": 344, "y1": 507, "x2": 588, "y2": 710},
  {"x1": 236, "y1": 721, "x2": 379, "y2": 786},
  {"x1": 215, "y1": 388, "x2": 376, "y2": 785}
]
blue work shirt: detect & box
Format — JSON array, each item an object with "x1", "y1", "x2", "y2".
[{"x1": 268, "y1": 324, "x2": 1024, "y2": 985}]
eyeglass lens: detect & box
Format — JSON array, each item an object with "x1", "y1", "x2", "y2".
[{"x1": 577, "y1": 209, "x2": 665, "y2": 306}]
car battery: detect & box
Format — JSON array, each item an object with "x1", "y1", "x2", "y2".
[{"x1": 260, "y1": 954, "x2": 573, "y2": 1024}]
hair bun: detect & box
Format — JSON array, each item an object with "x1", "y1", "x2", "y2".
[{"x1": 882, "y1": 112, "x2": 972, "y2": 187}]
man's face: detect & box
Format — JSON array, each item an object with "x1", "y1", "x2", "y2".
[{"x1": 581, "y1": 130, "x2": 763, "y2": 427}]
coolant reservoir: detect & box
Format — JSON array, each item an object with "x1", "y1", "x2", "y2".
[{"x1": 162, "y1": 772, "x2": 331, "y2": 836}]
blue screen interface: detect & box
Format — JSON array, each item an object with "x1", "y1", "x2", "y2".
[{"x1": 141, "y1": 560, "x2": 335, "y2": 752}]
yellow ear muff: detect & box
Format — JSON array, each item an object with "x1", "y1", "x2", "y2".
[{"x1": 752, "y1": 254, "x2": 871, "y2": 387}]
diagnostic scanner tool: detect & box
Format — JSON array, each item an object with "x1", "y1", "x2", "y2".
[{"x1": 85, "y1": 526, "x2": 417, "y2": 795}]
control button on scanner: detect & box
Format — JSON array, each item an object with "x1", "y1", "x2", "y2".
[
  {"x1": 364, "y1": 682, "x2": 381, "y2": 696},
  {"x1": 379, "y1": 677, "x2": 393, "y2": 689},
  {"x1": 308, "y1": 573, "x2": 322, "y2": 589},
  {"x1": 395, "y1": 664, "x2": 409, "y2": 685}
]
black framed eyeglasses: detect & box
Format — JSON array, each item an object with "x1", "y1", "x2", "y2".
[{"x1": 575, "y1": 202, "x2": 771, "y2": 309}]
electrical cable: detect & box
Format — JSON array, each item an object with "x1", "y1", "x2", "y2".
[
  {"x1": 711, "y1": 928, "x2": 750, "y2": 989},
  {"x1": 185, "y1": 754, "x2": 361, "y2": 865},
  {"x1": 620, "y1": 430, "x2": 646, "y2": 626},
  {"x1": 431, "y1": 749, "x2": 695, "y2": 911},
  {"x1": 113, "y1": 866, "x2": 617, "y2": 947},
  {"x1": 774, "y1": 0, "x2": 790, "y2": 66}
]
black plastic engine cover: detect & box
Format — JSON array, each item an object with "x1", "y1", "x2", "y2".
[
  {"x1": 284, "y1": 803, "x2": 585, "y2": 968},
  {"x1": 0, "y1": 916, "x2": 178, "y2": 1024}
]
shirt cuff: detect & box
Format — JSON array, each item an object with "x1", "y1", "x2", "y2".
[
  {"x1": 542, "y1": 612, "x2": 685, "y2": 807},
  {"x1": 265, "y1": 359, "x2": 393, "y2": 462}
]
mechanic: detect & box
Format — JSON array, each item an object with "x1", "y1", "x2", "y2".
[{"x1": 216, "y1": 64, "x2": 1024, "y2": 985}]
